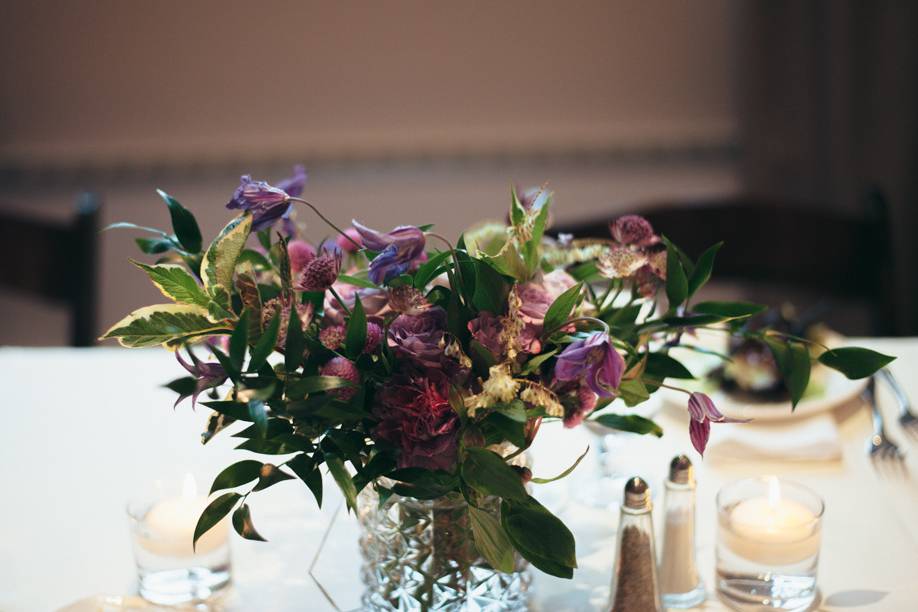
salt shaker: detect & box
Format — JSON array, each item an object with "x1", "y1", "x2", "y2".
[
  {"x1": 659, "y1": 455, "x2": 706, "y2": 608},
  {"x1": 609, "y1": 477, "x2": 662, "y2": 612}
]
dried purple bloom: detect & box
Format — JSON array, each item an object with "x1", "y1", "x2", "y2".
[
  {"x1": 609, "y1": 214, "x2": 658, "y2": 247},
  {"x1": 175, "y1": 349, "x2": 228, "y2": 407},
  {"x1": 323, "y1": 285, "x2": 391, "y2": 326},
  {"x1": 515, "y1": 282, "x2": 554, "y2": 354},
  {"x1": 319, "y1": 356, "x2": 360, "y2": 401},
  {"x1": 227, "y1": 175, "x2": 292, "y2": 232},
  {"x1": 352, "y1": 221, "x2": 426, "y2": 284},
  {"x1": 388, "y1": 307, "x2": 447, "y2": 370},
  {"x1": 687, "y1": 391, "x2": 750, "y2": 456},
  {"x1": 387, "y1": 285, "x2": 430, "y2": 315},
  {"x1": 336, "y1": 227, "x2": 364, "y2": 254},
  {"x1": 554, "y1": 332, "x2": 625, "y2": 398},
  {"x1": 468, "y1": 311, "x2": 505, "y2": 358},
  {"x1": 287, "y1": 240, "x2": 316, "y2": 276},
  {"x1": 364, "y1": 321, "x2": 383, "y2": 353},
  {"x1": 563, "y1": 386, "x2": 598, "y2": 428},
  {"x1": 262, "y1": 296, "x2": 314, "y2": 350},
  {"x1": 295, "y1": 246, "x2": 342, "y2": 292},
  {"x1": 319, "y1": 325, "x2": 346, "y2": 350}
]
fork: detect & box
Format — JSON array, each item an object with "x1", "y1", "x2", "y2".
[
  {"x1": 877, "y1": 368, "x2": 918, "y2": 439},
  {"x1": 864, "y1": 376, "x2": 906, "y2": 462}
]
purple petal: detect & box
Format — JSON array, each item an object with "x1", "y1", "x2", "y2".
[
  {"x1": 688, "y1": 392, "x2": 714, "y2": 421},
  {"x1": 275, "y1": 165, "x2": 307, "y2": 198},
  {"x1": 351, "y1": 220, "x2": 391, "y2": 251},
  {"x1": 689, "y1": 417, "x2": 711, "y2": 456}
]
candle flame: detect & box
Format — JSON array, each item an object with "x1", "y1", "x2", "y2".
[
  {"x1": 182, "y1": 473, "x2": 197, "y2": 499},
  {"x1": 767, "y1": 475, "x2": 781, "y2": 507}
]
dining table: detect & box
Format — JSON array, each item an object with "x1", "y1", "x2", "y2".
[{"x1": 1, "y1": 337, "x2": 917, "y2": 611}]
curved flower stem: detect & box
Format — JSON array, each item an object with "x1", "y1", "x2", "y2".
[
  {"x1": 544, "y1": 315, "x2": 610, "y2": 338},
  {"x1": 328, "y1": 286, "x2": 352, "y2": 317},
  {"x1": 288, "y1": 197, "x2": 362, "y2": 250},
  {"x1": 425, "y1": 231, "x2": 467, "y2": 302},
  {"x1": 642, "y1": 376, "x2": 692, "y2": 395}
]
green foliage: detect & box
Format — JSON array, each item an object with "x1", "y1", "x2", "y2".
[
  {"x1": 247, "y1": 313, "x2": 279, "y2": 373},
  {"x1": 201, "y1": 214, "x2": 253, "y2": 306},
  {"x1": 232, "y1": 504, "x2": 266, "y2": 541},
  {"x1": 664, "y1": 238, "x2": 689, "y2": 307},
  {"x1": 687, "y1": 242, "x2": 722, "y2": 296},
  {"x1": 193, "y1": 492, "x2": 240, "y2": 549},
  {"x1": 101, "y1": 304, "x2": 228, "y2": 347},
  {"x1": 501, "y1": 496, "x2": 577, "y2": 578},
  {"x1": 286, "y1": 453, "x2": 323, "y2": 508},
  {"x1": 469, "y1": 505, "x2": 515, "y2": 573},
  {"x1": 345, "y1": 297, "x2": 367, "y2": 358},
  {"x1": 132, "y1": 261, "x2": 210, "y2": 308},
  {"x1": 763, "y1": 337, "x2": 811, "y2": 408},
  {"x1": 644, "y1": 353, "x2": 694, "y2": 380},
  {"x1": 693, "y1": 301, "x2": 767, "y2": 319},
  {"x1": 592, "y1": 413, "x2": 663, "y2": 437},
  {"x1": 818, "y1": 347, "x2": 895, "y2": 379},
  {"x1": 460, "y1": 448, "x2": 527, "y2": 502},
  {"x1": 157, "y1": 190, "x2": 202, "y2": 253},
  {"x1": 252, "y1": 463, "x2": 295, "y2": 491},
  {"x1": 326, "y1": 455, "x2": 358, "y2": 511},
  {"x1": 210, "y1": 460, "x2": 263, "y2": 494},
  {"x1": 530, "y1": 446, "x2": 589, "y2": 484},
  {"x1": 471, "y1": 259, "x2": 510, "y2": 313},
  {"x1": 543, "y1": 283, "x2": 583, "y2": 335}
]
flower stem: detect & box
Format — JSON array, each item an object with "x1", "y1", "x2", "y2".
[
  {"x1": 425, "y1": 231, "x2": 467, "y2": 303},
  {"x1": 328, "y1": 286, "x2": 352, "y2": 317},
  {"x1": 288, "y1": 197, "x2": 362, "y2": 250},
  {"x1": 544, "y1": 315, "x2": 610, "y2": 337}
]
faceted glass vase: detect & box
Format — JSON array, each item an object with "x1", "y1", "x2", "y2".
[{"x1": 357, "y1": 486, "x2": 531, "y2": 611}]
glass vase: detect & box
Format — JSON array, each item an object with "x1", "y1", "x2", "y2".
[{"x1": 356, "y1": 486, "x2": 531, "y2": 611}]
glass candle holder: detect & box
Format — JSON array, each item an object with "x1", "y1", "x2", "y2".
[
  {"x1": 126, "y1": 474, "x2": 232, "y2": 605},
  {"x1": 716, "y1": 477, "x2": 824, "y2": 612}
]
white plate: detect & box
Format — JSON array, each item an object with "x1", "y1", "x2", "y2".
[{"x1": 660, "y1": 330, "x2": 868, "y2": 422}]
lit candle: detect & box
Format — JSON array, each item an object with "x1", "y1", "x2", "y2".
[
  {"x1": 721, "y1": 477, "x2": 821, "y2": 566},
  {"x1": 137, "y1": 474, "x2": 229, "y2": 558}
]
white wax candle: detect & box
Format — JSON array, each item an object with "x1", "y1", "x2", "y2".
[
  {"x1": 137, "y1": 475, "x2": 229, "y2": 558},
  {"x1": 721, "y1": 478, "x2": 820, "y2": 566}
]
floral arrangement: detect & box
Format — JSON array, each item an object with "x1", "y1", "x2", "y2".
[{"x1": 103, "y1": 166, "x2": 892, "y2": 578}]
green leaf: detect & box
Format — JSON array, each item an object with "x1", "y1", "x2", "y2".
[
  {"x1": 193, "y1": 492, "x2": 239, "y2": 549},
  {"x1": 531, "y1": 446, "x2": 589, "y2": 484},
  {"x1": 344, "y1": 297, "x2": 367, "y2": 359},
  {"x1": 567, "y1": 260, "x2": 600, "y2": 282},
  {"x1": 460, "y1": 448, "x2": 527, "y2": 502},
  {"x1": 100, "y1": 304, "x2": 227, "y2": 348},
  {"x1": 253, "y1": 463, "x2": 295, "y2": 491},
  {"x1": 286, "y1": 453, "x2": 323, "y2": 508},
  {"x1": 471, "y1": 259, "x2": 510, "y2": 314},
  {"x1": 210, "y1": 460, "x2": 263, "y2": 494},
  {"x1": 686, "y1": 242, "x2": 722, "y2": 296},
  {"x1": 664, "y1": 239, "x2": 688, "y2": 307},
  {"x1": 542, "y1": 283, "x2": 583, "y2": 335},
  {"x1": 592, "y1": 413, "x2": 663, "y2": 437},
  {"x1": 469, "y1": 506, "x2": 515, "y2": 573},
  {"x1": 235, "y1": 268, "x2": 262, "y2": 340},
  {"x1": 235, "y1": 435, "x2": 312, "y2": 455},
  {"x1": 483, "y1": 413, "x2": 527, "y2": 448},
  {"x1": 247, "y1": 400, "x2": 268, "y2": 438},
  {"x1": 136, "y1": 237, "x2": 175, "y2": 254},
  {"x1": 232, "y1": 504, "x2": 267, "y2": 541},
  {"x1": 201, "y1": 214, "x2": 253, "y2": 303},
  {"x1": 509, "y1": 184, "x2": 526, "y2": 226},
  {"x1": 287, "y1": 375, "x2": 354, "y2": 399},
  {"x1": 413, "y1": 250, "x2": 453, "y2": 289},
  {"x1": 337, "y1": 274, "x2": 378, "y2": 289},
  {"x1": 644, "y1": 353, "x2": 695, "y2": 380},
  {"x1": 157, "y1": 189, "x2": 203, "y2": 253},
  {"x1": 202, "y1": 400, "x2": 254, "y2": 421},
  {"x1": 229, "y1": 310, "x2": 249, "y2": 372},
  {"x1": 326, "y1": 455, "x2": 358, "y2": 511},
  {"x1": 164, "y1": 376, "x2": 196, "y2": 396},
  {"x1": 618, "y1": 379, "x2": 650, "y2": 407},
  {"x1": 493, "y1": 399, "x2": 528, "y2": 423},
  {"x1": 285, "y1": 303, "x2": 306, "y2": 372},
  {"x1": 693, "y1": 300, "x2": 766, "y2": 319},
  {"x1": 818, "y1": 347, "x2": 895, "y2": 380},
  {"x1": 763, "y1": 337, "x2": 811, "y2": 408},
  {"x1": 501, "y1": 496, "x2": 577, "y2": 576},
  {"x1": 238, "y1": 249, "x2": 272, "y2": 269},
  {"x1": 247, "y1": 312, "x2": 279, "y2": 372},
  {"x1": 131, "y1": 261, "x2": 210, "y2": 308},
  {"x1": 520, "y1": 349, "x2": 558, "y2": 375}
]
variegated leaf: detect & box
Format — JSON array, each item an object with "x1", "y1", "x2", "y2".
[
  {"x1": 100, "y1": 304, "x2": 229, "y2": 348},
  {"x1": 131, "y1": 260, "x2": 210, "y2": 307},
  {"x1": 201, "y1": 214, "x2": 252, "y2": 303}
]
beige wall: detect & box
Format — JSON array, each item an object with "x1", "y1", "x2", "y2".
[{"x1": 0, "y1": 1, "x2": 740, "y2": 345}]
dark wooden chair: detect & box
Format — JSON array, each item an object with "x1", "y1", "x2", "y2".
[
  {"x1": 552, "y1": 191, "x2": 895, "y2": 335},
  {"x1": 0, "y1": 193, "x2": 101, "y2": 346}
]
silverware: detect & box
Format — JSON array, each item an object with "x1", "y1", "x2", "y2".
[
  {"x1": 877, "y1": 368, "x2": 918, "y2": 439},
  {"x1": 864, "y1": 376, "x2": 906, "y2": 463}
]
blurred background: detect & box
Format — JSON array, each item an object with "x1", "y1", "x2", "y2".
[{"x1": 1, "y1": 0, "x2": 915, "y2": 345}]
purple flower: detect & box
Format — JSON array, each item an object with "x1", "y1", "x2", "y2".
[
  {"x1": 372, "y1": 372, "x2": 460, "y2": 471},
  {"x1": 287, "y1": 240, "x2": 316, "y2": 276},
  {"x1": 336, "y1": 228, "x2": 364, "y2": 254},
  {"x1": 515, "y1": 282, "x2": 555, "y2": 354},
  {"x1": 275, "y1": 165, "x2": 307, "y2": 199},
  {"x1": 388, "y1": 307, "x2": 447, "y2": 370},
  {"x1": 468, "y1": 311, "x2": 504, "y2": 357},
  {"x1": 323, "y1": 285, "x2": 391, "y2": 326},
  {"x1": 563, "y1": 386, "x2": 598, "y2": 429},
  {"x1": 175, "y1": 349, "x2": 228, "y2": 407},
  {"x1": 319, "y1": 325, "x2": 346, "y2": 350},
  {"x1": 294, "y1": 245, "x2": 342, "y2": 292},
  {"x1": 319, "y1": 356, "x2": 360, "y2": 401},
  {"x1": 609, "y1": 214, "x2": 658, "y2": 247},
  {"x1": 352, "y1": 221, "x2": 426, "y2": 284},
  {"x1": 554, "y1": 332, "x2": 624, "y2": 398},
  {"x1": 687, "y1": 392, "x2": 750, "y2": 456},
  {"x1": 227, "y1": 175, "x2": 293, "y2": 232}
]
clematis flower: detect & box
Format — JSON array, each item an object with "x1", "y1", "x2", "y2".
[
  {"x1": 227, "y1": 175, "x2": 292, "y2": 232},
  {"x1": 352, "y1": 221, "x2": 426, "y2": 284},
  {"x1": 275, "y1": 165, "x2": 307, "y2": 199},
  {"x1": 609, "y1": 214, "x2": 658, "y2": 247},
  {"x1": 175, "y1": 349, "x2": 228, "y2": 407},
  {"x1": 687, "y1": 392, "x2": 750, "y2": 456},
  {"x1": 319, "y1": 356, "x2": 360, "y2": 401},
  {"x1": 554, "y1": 332, "x2": 625, "y2": 398},
  {"x1": 294, "y1": 245, "x2": 342, "y2": 292},
  {"x1": 372, "y1": 372, "x2": 460, "y2": 471},
  {"x1": 388, "y1": 307, "x2": 447, "y2": 370},
  {"x1": 287, "y1": 240, "x2": 317, "y2": 276}
]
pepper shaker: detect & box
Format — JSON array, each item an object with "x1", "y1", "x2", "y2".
[
  {"x1": 659, "y1": 455, "x2": 706, "y2": 608},
  {"x1": 609, "y1": 477, "x2": 663, "y2": 612}
]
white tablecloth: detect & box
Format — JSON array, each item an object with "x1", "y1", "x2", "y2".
[{"x1": 1, "y1": 339, "x2": 917, "y2": 611}]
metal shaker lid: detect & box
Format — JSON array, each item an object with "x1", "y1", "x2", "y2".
[
  {"x1": 623, "y1": 476, "x2": 651, "y2": 509},
  {"x1": 668, "y1": 454, "x2": 694, "y2": 485}
]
